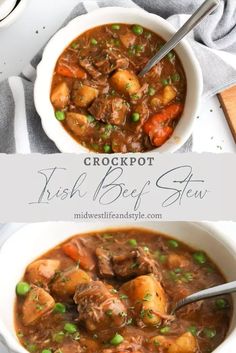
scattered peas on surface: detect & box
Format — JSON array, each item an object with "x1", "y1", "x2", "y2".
[
  {"x1": 87, "y1": 114, "x2": 95, "y2": 123},
  {"x1": 64, "y1": 323, "x2": 78, "y2": 334},
  {"x1": 203, "y1": 328, "x2": 216, "y2": 339},
  {"x1": 42, "y1": 350, "x2": 52, "y2": 353},
  {"x1": 132, "y1": 24, "x2": 144, "y2": 35},
  {"x1": 131, "y1": 112, "x2": 140, "y2": 122},
  {"x1": 54, "y1": 303, "x2": 66, "y2": 314},
  {"x1": 193, "y1": 251, "x2": 207, "y2": 265},
  {"x1": 160, "y1": 326, "x2": 170, "y2": 334},
  {"x1": 148, "y1": 86, "x2": 156, "y2": 96},
  {"x1": 112, "y1": 24, "x2": 120, "y2": 30},
  {"x1": 103, "y1": 144, "x2": 111, "y2": 153},
  {"x1": 128, "y1": 238, "x2": 137, "y2": 247},
  {"x1": 168, "y1": 239, "x2": 179, "y2": 248},
  {"x1": 53, "y1": 331, "x2": 65, "y2": 343},
  {"x1": 91, "y1": 38, "x2": 98, "y2": 45},
  {"x1": 110, "y1": 333, "x2": 124, "y2": 346},
  {"x1": 16, "y1": 282, "x2": 30, "y2": 296},
  {"x1": 215, "y1": 298, "x2": 228, "y2": 309},
  {"x1": 187, "y1": 326, "x2": 197, "y2": 336},
  {"x1": 55, "y1": 111, "x2": 65, "y2": 121}
]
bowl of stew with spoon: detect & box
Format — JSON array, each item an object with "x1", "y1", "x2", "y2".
[
  {"x1": 34, "y1": 7, "x2": 203, "y2": 153},
  {"x1": 0, "y1": 221, "x2": 235, "y2": 353}
]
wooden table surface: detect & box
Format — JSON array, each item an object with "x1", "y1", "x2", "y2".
[{"x1": 218, "y1": 86, "x2": 236, "y2": 143}]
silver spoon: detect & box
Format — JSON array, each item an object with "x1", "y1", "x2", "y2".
[
  {"x1": 139, "y1": 0, "x2": 221, "y2": 77},
  {"x1": 172, "y1": 280, "x2": 236, "y2": 314}
]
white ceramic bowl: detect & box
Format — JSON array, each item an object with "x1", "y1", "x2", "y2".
[
  {"x1": 34, "y1": 7, "x2": 203, "y2": 153},
  {"x1": 0, "y1": 221, "x2": 236, "y2": 353},
  {"x1": 0, "y1": 0, "x2": 29, "y2": 29},
  {"x1": 0, "y1": 0, "x2": 17, "y2": 21}
]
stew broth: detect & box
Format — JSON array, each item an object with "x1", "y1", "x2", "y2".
[
  {"x1": 50, "y1": 24, "x2": 187, "y2": 153},
  {"x1": 15, "y1": 229, "x2": 231, "y2": 353}
]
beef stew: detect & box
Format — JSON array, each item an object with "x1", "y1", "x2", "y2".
[
  {"x1": 15, "y1": 228, "x2": 232, "y2": 353},
  {"x1": 50, "y1": 24, "x2": 187, "y2": 153}
]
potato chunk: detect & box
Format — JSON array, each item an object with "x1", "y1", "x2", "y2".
[
  {"x1": 25, "y1": 259, "x2": 60, "y2": 287},
  {"x1": 110, "y1": 69, "x2": 140, "y2": 96},
  {"x1": 22, "y1": 286, "x2": 55, "y2": 326},
  {"x1": 121, "y1": 274, "x2": 167, "y2": 326},
  {"x1": 51, "y1": 82, "x2": 70, "y2": 109},
  {"x1": 51, "y1": 267, "x2": 90, "y2": 298},
  {"x1": 66, "y1": 112, "x2": 88, "y2": 137},
  {"x1": 167, "y1": 254, "x2": 190, "y2": 269},
  {"x1": 162, "y1": 85, "x2": 177, "y2": 105},
  {"x1": 73, "y1": 84, "x2": 98, "y2": 108},
  {"x1": 168, "y1": 333, "x2": 197, "y2": 353}
]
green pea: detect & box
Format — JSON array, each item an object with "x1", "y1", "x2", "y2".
[
  {"x1": 168, "y1": 239, "x2": 179, "y2": 248},
  {"x1": 167, "y1": 51, "x2": 175, "y2": 60},
  {"x1": 55, "y1": 111, "x2": 65, "y2": 121},
  {"x1": 42, "y1": 350, "x2": 52, "y2": 353},
  {"x1": 159, "y1": 254, "x2": 167, "y2": 263},
  {"x1": 112, "y1": 24, "x2": 120, "y2": 30},
  {"x1": 53, "y1": 331, "x2": 65, "y2": 343},
  {"x1": 203, "y1": 328, "x2": 216, "y2": 339},
  {"x1": 135, "y1": 44, "x2": 144, "y2": 53},
  {"x1": 110, "y1": 333, "x2": 124, "y2": 346},
  {"x1": 161, "y1": 79, "x2": 170, "y2": 86},
  {"x1": 148, "y1": 86, "x2": 156, "y2": 96},
  {"x1": 71, "y1": 42, "x2": 79, "y2": 49},
  {"x1": 187, "y1": 326, "x2": 197, "y2": 336},
  {"x1": 215, "y1": 298, "x2": 228, "y2": 309},
  {"x1": 54, "y1": 303, "x2": 66, "y2": 314},
  {"x1": 128, "y1": 239, "x2": 137, "y2": 247},
  {"x1": 103, "y1": 144, "x2": 111, "y2": 153},
  {"x1": 16, "y1": 282, "x2": 30, "y2": 296},
  {"x1": 64, "y1": 323, "x2": 77, "y2": 334},
  {"x1": 132, "y1": 24, "x2": 143, "y2": 35},
  {"x1": 193, "y1": 251, "x2": 207, "y2": 265},
  {"x1": 87, "y1": 114, "x2": 95, "y2": 123},
  {"x1": 172, "y1": 73, "x2": 180, "y2": 82},
  {"x1": 91, "y1": 38, "x2": 98, "y2": 45},
  {"x1": 131, "y1": 112, "x2": 140, "y2": 122},
  {"x1": 26, "y1": 344, "x2": 37, "y2": 353},
  {"x1": 160, "y1": 326, "x2": 170, "y2": 334}
]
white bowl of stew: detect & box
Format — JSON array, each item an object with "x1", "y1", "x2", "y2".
[
  {"x1": 0, "y1": 222, "x2": 236, "y2": 353},
  {"x1": 34, "y1": 7, "x2": 203, "y2": 153}
]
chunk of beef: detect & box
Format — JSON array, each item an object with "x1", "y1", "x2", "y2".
[
  {"x1": 51, "y1": 82, "x2": 70, "y2": 109},
  {"x1": 89, "y1": 96, "x2": 130, "y2": 126},
  {"x1": 62, "y1": 238, "x2": 96, "y2": 271},
  {"x1": 74, "y1": 281, "x2": 127, "y2": 332},
  {"x1": 51, "y1": 266, "x2": 90, "y2": 299},
  {"x1": 94, "y1": 50, "x2": 129, "y2": 74},
  {"x1": 22, "y1": 286, "x2": 55, "y2": 326},
  {"x1": 79, "y1": 58, "x2": 102, "y2": 79},
  {"x1": 25, "y1": 259, "x2": 60, "y2": 287},
  {"x1": 96, "y1": 247, "x2": 114, "y2": 278},
  {"x1": 111, "y1": 130, "x2": 143, "y2": 153},
  {"x1": 112, "y1": 247, "x2": 161, "y2": 280},
  {"x1": 55, "y1": 342, "x2": 83, "y2": 353}
]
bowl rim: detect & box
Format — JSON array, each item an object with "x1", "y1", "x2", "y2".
[
  {"x1": 0, "y1": 0, "x2": 29, "y2": 28},
  {"x1": 34, "y1": 6, "x2": 203, "y2": 154},
  {"x1": 0, "y1": 221, "x2": 236, "y2": 353}
]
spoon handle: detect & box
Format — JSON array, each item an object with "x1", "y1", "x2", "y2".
[
  {"x1": 173, "y1": 280, "x2": 236, "y2": 313},
  {"x1": 139, "y1": 0, "x2": 220, "y2": 77}
]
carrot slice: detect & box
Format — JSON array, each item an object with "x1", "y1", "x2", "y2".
[
  {"x1": 143, "y1": 103, "x2": 183, "y2": 147},
  {"x1": 153, "y1": 126, "x2": 173, "y2": 146},
  {"x1": 62, "y1": 241, "x2": 95, "y2": 271},
  {"x1": 56, "y1": 62, "x2": 87, "y2": 79}
]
